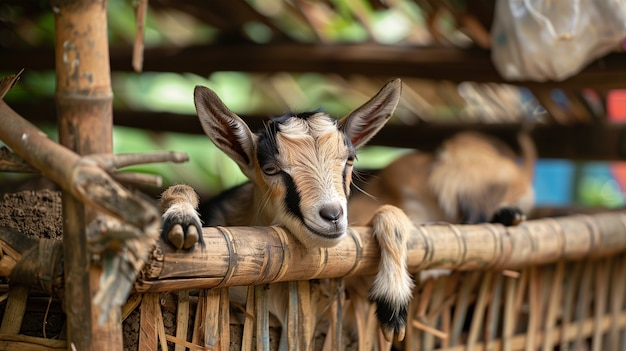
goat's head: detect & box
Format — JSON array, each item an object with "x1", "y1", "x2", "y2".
[{"x1": 194, "y1": 79, "x2": 402, "y2": 247}]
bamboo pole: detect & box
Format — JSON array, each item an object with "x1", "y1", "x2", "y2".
[
  {"x1": 137, "y1": 212, "x2": 626, "y2": 292},
  {"x1": 3, "y1": 212, "x2": 626, "y2": 295},
  {"x1": 52, "y1": 0, "x2": 118, "y2": 348}
]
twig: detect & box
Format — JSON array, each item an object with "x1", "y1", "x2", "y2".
[
  {"x1": 86, "y1": 151, "x2": 189, "y2": 171},
  {"x1": 0, "y1": 146, "x2": 38, "y2": 173},
  {"x1": 133, "y1": 0, "x2": 147, "y2": 72},
  {"x1": 0, "y1": 69, "x2": 23, "y2": 99}
]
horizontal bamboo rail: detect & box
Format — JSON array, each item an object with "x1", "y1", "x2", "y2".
[{"x1": 137, "y1": 211, "x2": 626, "y2": 292}]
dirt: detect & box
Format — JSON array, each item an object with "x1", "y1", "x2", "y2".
[{"x1": 0, "y1": 189, "x2": 63, "y2": 240}]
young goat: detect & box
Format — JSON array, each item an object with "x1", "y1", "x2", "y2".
[
  {"x1": 349, "y1": 130, "x2": 536, "y2": 231},
  {"x1": 160, "y1": 79, "x2": 414, "y2": 344}
]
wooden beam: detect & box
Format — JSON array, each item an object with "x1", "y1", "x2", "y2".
[
  {"x1": 133, "y1": 211, "x2": 626, "y2": 292},
  {"x1": 11, "y1": 98, "x2": 626, "y2": 161},
  {"x1": 4, "y1": 211, "x2": 625, "y2": 293},
  {"x1": 4, "y1": 44, "x2": 626, "y2": 89}
]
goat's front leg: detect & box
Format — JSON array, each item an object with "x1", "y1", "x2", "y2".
[
  {"x1": 369, "y1": 204, "x2": 414, "y2": 342},
  {"x1": 160, "y1": 184, "x2": 204, "y2": 249}
]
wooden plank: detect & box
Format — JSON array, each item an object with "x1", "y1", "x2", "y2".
[
  {"x1": 13, "y1": 97, "x2": 626, "y2": 161},
  {"x1": 525, "y1": 267, "x2": 540, "y2": 351},
  {"x1": 574, "y1": 262, "x2": 594, "y2": 350},
  {"x1": 219, "y1": 288, "x2": 230, "y2": 351},
  {"x1": 203, "y1": 288, "x2": 221, "y2": 348},
  {"x1": 174, "y1": 290, "x2": 190, "y2": 351},
  {"x1": 502, "y1": 275, "x2": 517, "y2": 351},
  {"x1": 609, "y1": 256, "x2": 626, "y2": 349},
  {"x1": 297, "y1": 280, "x2": 315, "y2": 351},
  {"x1": 286, "y1": 281, "x2": 298, "y2": 350},
  {"x1": 255, "y1": 284, "x2": 270, "y2": 351},
  {"x1": 6, "y1": 44, "x2": 626, "y2": 89},
  {"x1": 0, "y1": 285, "x2": 29, "y2": 334},
  {"x1": 485, "y1": 274, "x2": 503, "y2": 351},
  {"x1": 139, "y1": 293, "x2": 160, "y2": 351},
  {"x1": 0, "y1": 334, "x2": 66, "y2": 351},
  {"x1": 241, "y1": 287, "x2": 255, "y2": 351},
  {"x1": 592, "y1": 259, "x2": 609, "y2": 351},
  {"x1": 466, "y1": 272, "x2": 493, "y2": 350},
  {"x1": 423, "y1": 276, "x2": 448, "y2": 349},
  {"x1": 542, "y1": 262, "x2": 565, "y2": 351}
]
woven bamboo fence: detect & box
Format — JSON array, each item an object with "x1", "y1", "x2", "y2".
[
  {"x1": 138, "y1": 212, "x2": 626, "y2": 291},
  {"x1": 2, "y1": 210, "x2": 626, "y2": 350},
  {"x1": 129, "y1": 212, "x2": 626, "y2": 350}
]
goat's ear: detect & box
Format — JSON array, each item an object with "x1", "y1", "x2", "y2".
[
  {"x1": 194, "y1": 86, "x2": 256, "y2": 170},
  {"x1": 339, "y1": 78, "x2": 402, "y2": 149}
]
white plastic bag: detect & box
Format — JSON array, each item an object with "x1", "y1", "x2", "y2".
[{"x1": 491, "y1": 0, "x2": 626, "y2": 82}]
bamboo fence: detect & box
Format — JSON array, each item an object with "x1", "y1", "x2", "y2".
[
  {"x1": 134, "y1": 212, "x2": 626, "y2": 291},
  {"x1": 1, "y1": 210, "x2": 626, "y2": 350}
]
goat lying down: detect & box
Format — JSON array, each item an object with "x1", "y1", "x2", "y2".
[
  {"x1": 160, "y1": 79, "x2": 414, "y2": 343},
  {"x1": 349, "y1": 130, "x2": 536, "y2": 231}
]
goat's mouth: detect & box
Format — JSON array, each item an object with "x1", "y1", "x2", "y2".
[
  {"x1": 304, "y1": 224, "x2": 345, "y2": 239},
  {"x1": 301, "y1": 219, "x2": 347, "y2": 246}
]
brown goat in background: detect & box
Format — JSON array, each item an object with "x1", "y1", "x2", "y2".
[{"x1": 349, "y1": 130, "x2": 535, "y2": 228}]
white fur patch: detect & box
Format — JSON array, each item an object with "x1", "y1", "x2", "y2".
[
  {"x1": 370, "y1": 254, "x2": 414, "y2": 306},
  {"x1": 162, "y1": 201, "x2": 200, "y2": 223}
]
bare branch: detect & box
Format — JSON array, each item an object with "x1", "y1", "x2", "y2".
[{"x1": 0, "y1": 99, "x2": 190, "y2": 231}]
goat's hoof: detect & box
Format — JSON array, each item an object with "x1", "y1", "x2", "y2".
[
  {"x1": 183, "y1": 225, "x2": 199, "y2": 249},
  {"x1": 381, "y1": 325, "x2": 406, "y2": 342},
  {"x1": 166, "y1": 224, "x2": 200, "y2": 250},
  {"x1": 167, "y1": 224, "x2": 185, "y2": 250},
  {"x1": 491, "y1": 206, "x2": 525, "y2": 226},
  {"x1": 374, "y1": 298, "x2": 408, "y2": 342}
]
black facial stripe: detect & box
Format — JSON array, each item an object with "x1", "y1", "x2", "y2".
[
  {"x1": 281, "y1": 171, "x2": 304, "y2": 222},
  {"x1": 273, "y1": 110, "x2": 323, "y2": 123},
  {"x1": 257, "y1": 120, "x2": 280, "y2": 167},
  {"x1": 342, "y1": 133, "x2": 356, "y2": 197}
]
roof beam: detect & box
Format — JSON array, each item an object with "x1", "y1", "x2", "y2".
[
  {"x1": 9, "y1": 99, "x2": 626, "y2": 161},
  {"x1": 4, "y1": 44, "x2": 626, "y2": 89}
]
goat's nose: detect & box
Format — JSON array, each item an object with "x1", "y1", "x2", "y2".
[{"x1": 319, "y1": 203, "x2": 343, "y2": 222}]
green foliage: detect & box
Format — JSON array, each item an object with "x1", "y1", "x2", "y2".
[{"x1": 113, "y1": 126, "x2": 246, "y2": 196}]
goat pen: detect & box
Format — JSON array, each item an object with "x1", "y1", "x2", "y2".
[{"x1": 1, "y1": 204, "x2": 626, "y2": 350}]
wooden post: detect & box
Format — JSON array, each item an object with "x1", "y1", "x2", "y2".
[{"x1": 52, "y1": 0, "x2": 118, "y2": 350}]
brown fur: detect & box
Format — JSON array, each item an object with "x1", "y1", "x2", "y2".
[
  {"x1": 349, "y1": 131, "x2": 536, "y2": 227},
  {"x1": 160, "y1": 79, "x2": 415, "y2": 348}
]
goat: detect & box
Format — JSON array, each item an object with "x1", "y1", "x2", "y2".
[
  {"x1": 347, "y1": 130, "x2": 535, "y2": 348},
  {"x1": 160, "y1": 79, "x2": 414, "y2": 346},
  {"x1": 349, "y1": 129, "x2": 535, "y2": 238}
]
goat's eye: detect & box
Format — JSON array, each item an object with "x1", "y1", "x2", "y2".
[
  {"x1": 262, "y1": 163, "x2": 280, "y2": 175},
  {"x1": 346, "y1": 156, "x2": 355, "y2": 166}
]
